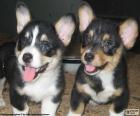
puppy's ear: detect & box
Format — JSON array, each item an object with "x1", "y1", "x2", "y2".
[
  {"x1": 55, "y1": 15, "x2": 75, "y2": 46},
  {"x1": 78, "y1": 2, "x2": 96, "y2": 32},
  {"x1": 119, "y1": 19, "x2": 139, "y2": 49},
  {"x1": 16, "y1": 2, "x2": 31, "y2": 33}
]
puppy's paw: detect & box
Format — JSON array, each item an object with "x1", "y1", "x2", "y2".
[
  {"x1": 67, "y1": 110, "x2": 82, "y2": 116},
  {"x1": 0, "y1": 98, "x2": 6, "y2": 107}
]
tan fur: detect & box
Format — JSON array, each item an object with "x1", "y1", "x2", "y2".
[
  {"x1": 76, "y1": 82, "x2": 85, "y2": 93},
  {"x1": 81, "y1": 45, "x2": 123, "y2": 72},
  {"x1": 80, "y1": 47, "x2": 85, "y2": 54},
  {"x1": 15, "y1": 47, "x2": 21, "y2": 57},
  {"x1": 80, "y1": 45, "x2": 86, "y2": 54},
  {"x1": 72, "y1": 101, "x2": 85, "y2": 114},
  {"x1": 88, "y1": 30, "x2": 94, "y2": 37},
  {"x1": 102, "y1": 34, "x2": 110, "y2": 41},
  {"x1": 107, "y1": 88, "x2": 122, "y2": 112},
  {"x1": 104, "y1": 45, "x2": 123, "y2": 72},
  {"x1": 40, "y1": 34, "x2": 48, "y2": 41},
  {"x1": 110, "y1": 104, "x2": 115, "y2": 112},
  {"x1": 113, "y1": 88, "x2": 123, "y2": 97}
]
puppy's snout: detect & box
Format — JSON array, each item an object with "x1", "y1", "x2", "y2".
[
  {"x1": 23, "y1": 53, "x2": 33, "y2": 63},
  {"x1": 84, "y1": 52, "x2": 94, "y2": 62}
]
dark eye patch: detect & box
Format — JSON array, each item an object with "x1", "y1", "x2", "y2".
[
  {"x1": 103, "y1": 39, "x2": 113, "y2": 47},
  {"x1": 102, "y1": 39, "x2": 116, "y2": 55},
  {"x1": 39, "y1": 41, "x2": 56, "y2": 57},
  {"x1": 17, "y1": 34, "x2": 32, "y2": 51},
  {"x1": 40, "y1": 41, "x2": 51, "y2": 52}
]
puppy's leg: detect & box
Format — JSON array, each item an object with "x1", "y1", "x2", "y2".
[
  {"x1": 12, "y1": 104, "x2": 29, "y2": 115},
  {"x1": 109, "y1": 110, "x2": 124, "y2": 116},
  {"x1": 109, "y1": 90, "x2": 129, "y2": 116},
  {"x1": 41, "y1": 96, "x2": 60, "y2": 116},
  {"x1": 0, "y1": 77, "x2": 6, "y2": 107},
  {"x1": 67, "y1": 87, "x2": 89, "y2": 116},
  {"x1": 10, "y1": 89, "x2": 29, "y2": 115}
]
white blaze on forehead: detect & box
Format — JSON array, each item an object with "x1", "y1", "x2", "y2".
[{"x1": 31, "y1": 26, "x2": 39, "y2": 46}]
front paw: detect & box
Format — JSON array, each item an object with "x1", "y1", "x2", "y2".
[
  {"x1": 67, "y1": 110, "x2": 82, "y2": 116},
  {"x1": 0, "y1": 98, "x2": 6, "y2": 107}
]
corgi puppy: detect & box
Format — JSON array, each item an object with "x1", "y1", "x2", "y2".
[
  {"x1": 68, "y1": 2, "x2": 138, "y2": 116},
  {"x1": 0, "y1": 2, "x2": 75, "y2": 115}
]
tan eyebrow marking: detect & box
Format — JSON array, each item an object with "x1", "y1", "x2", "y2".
[
  {"x1": 102, "y1": 33, "x2": 110, "y2": 40},
  {"x1": 40, "y1": 34, "x2": 48, "y2": 41},
  {"x1": 88, "y1": 30, "x2": 94, "y2": 37}
]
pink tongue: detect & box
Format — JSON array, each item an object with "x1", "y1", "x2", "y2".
[
  {"x1": 23, "y1": 67, "x2": 36, "y2": 82},
  {"x1": 85, "y1": 65, "x2": 96, "y2": 73}
]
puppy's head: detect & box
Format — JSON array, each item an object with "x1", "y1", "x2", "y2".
[
  {"x1": 15, "y1": 2, "x2": 75, "y2": 82},
  {"x1": 78, "y1": 2, "x2": 138, "y2": 75}
]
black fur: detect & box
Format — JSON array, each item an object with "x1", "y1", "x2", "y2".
[
  {"x1": 17, "y1": 21, "x2": 65, "y2": 55},
  {"x1": 0, "y1": 42, "x2": 16, "y2": 79},
  {"x1": 0, "y1": 21, "x2": 66, "y2": 111},
  {"x1": 0, "y1": 2, "x2": 75, "y2": 114},
  {"x1": 69, "y1": 4, "x2": 133, "y2": 115}
]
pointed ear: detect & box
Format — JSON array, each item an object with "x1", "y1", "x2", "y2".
[
  {"x1": 16, "y1": 2, "x2": 31, "y2": 33},
  {"x1": 119, "y1": 19, "x2": 139, "y2": 49},
  {"x1": 78, "y1": 2, "x2": 96, "y2": 32},
  {"x1": 55, "y1": 15, "x2": 75, "y2": 46}
]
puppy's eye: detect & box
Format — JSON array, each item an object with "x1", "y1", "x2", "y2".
[
  {"x1": 40, "y1": 41, "x2": 51, "y2": 52},
  {"x1": 102, "y1": 40, "x2": 116, "y2": 55},
  {"x1": 40, "y1": 41, "x2": 56, "y2": 57},
  {"x1": 103, "y1": 40, "x2": 112, "y2": 47}
]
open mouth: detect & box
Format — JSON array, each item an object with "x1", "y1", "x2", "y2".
[
  {"x1": 84, "y1": 63, "x2": 108, "y2": 76},
  {"x1": 22, "y1": 63, "x2": 48, "y2": 82}
]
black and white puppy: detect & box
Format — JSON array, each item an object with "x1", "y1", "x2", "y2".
[
  {"x1": 0, "y1": 2, "x2": 75, "y2": 115},
  {"x1": 68, "y1": 2, "x2": 138, "y2": 116}
]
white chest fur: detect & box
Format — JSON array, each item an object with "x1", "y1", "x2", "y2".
[
  {"x1": 84, "y1": 71, "x2": 115, "y2": 103},
  {"x1": 17, "y1": 67, "x2": 60, "y2": 102}
]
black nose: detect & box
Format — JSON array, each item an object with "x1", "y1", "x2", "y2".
[
  {"x1": 22, "y1": 53, "x2": 33, "y2": 63},
  {"x1": 84, "y1": 52, "x2": 94, "y2": 62}
]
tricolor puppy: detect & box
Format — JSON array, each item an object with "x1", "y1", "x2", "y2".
[
  {"x1": 68, "y1": 2, "x2": 138, "y2": 116},
  {"x1": 0, "y1": 2, "x2": 75, "y2": 115}
]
